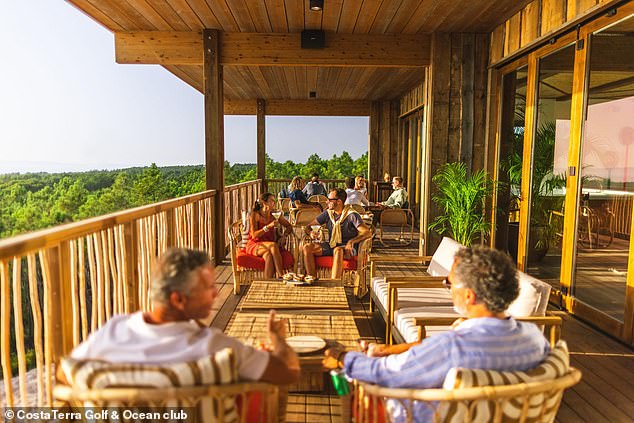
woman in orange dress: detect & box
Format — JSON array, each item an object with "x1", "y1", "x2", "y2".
[{"x1": 246, "y1": 192, "x2": 292, "y2": 278}]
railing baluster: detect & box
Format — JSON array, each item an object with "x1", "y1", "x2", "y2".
[
  {"x1": 100, "y1": 230, "x2": 111, "y2": 322},
  {"x1": 70, "y1": 240, "x2": 80, "y2": 346},
  {"x1": 27, "y1": 253, "x2": 44, "y2": 405},
  {"x1": 77, "y1": 238, "x2": 88, "y2": 340},
  {"x1": 38, "y1": 249, "x2": 53, "y2": 405},
  {"x1": 12, "y1": 257, "x2": 28, "y2": 404},
  {"x1": 87, "y1": 235, "x2": 98, "y2": 333},
  {"x1": 1, "y1": 259, "x2": 14, "y2": 406}
]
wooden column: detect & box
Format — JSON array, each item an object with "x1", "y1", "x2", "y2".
[
  {"x1": 368, "y1": 102, "x2": 381, "y2": 201},
  {"x1": 257, "y1": 99, "x2": 266, "y2": 190},
  {"x1": 203, "y1": 29, "x2": 225, "y2": 265}
]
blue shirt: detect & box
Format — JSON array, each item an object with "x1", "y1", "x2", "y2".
[
  {"x1": 344, "y1": 317, "x2": 550, "y2": 423},
  {"x1": 289, "y1": 189, "x2": 309, "y2": 207}
]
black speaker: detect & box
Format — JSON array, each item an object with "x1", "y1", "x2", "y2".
[{"x1": 301, "y1": 30, "x2": 325, "y2": 49}]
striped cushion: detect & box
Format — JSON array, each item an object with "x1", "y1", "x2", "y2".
[
  {"x1": 427, "y1": 237, "x2": 464, "y2": 277},
  {"x1": 440, "y1": 341, "x2": 570, "y2": 422},
  {"x1": 394, "y1": 306, "x2": 457, "y2": 343},
  {"x1": 61, "y1": 348, "x2": 239, "y2": 422}
]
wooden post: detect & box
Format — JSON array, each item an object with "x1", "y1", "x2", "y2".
[
  {"x1": 203, "y1": 29, "x2": 225, "y2": 265},
  {"x1": 257, "y1": 99, "x2": 266, "y2": 192},
  {"x1": 368, "y1": 102, "x2": 380, "y2": 202},
  {"x1": 123, "y1": 221, "x2": 139, "y2": 313}
]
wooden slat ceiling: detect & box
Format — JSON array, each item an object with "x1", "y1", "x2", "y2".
[{"x1": 69, "y1": 0, "x2": 532, "y2": 104}]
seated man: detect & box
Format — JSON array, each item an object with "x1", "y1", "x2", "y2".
[
  {"x1": 60, "y1": 248, "x2": 299, "y2": 385},
  {"x1": 302, "y1": 188, "x2": 372, "y2": 279},
  {"x1": 344, "y1": 176, "x2": 369, "y2": 207},
  {"x1": 324, "y1": 246, "x2": 550, "y2": 422},
  {"x1": 381, "y1": 176, "x2": 408, "y2": 209},
  {"x1": 302, "y1": 172, "x2": 328, "y2": 197}
]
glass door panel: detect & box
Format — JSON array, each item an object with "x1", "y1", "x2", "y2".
[
  {"x1": 573, "y1": 16, "x2": 634, "y2": 321},
  {"x1": 495, "y1": 66, "x2": 527, "y2": 260},
  {"x1": 525, "y1": 44, "x2": 575, "y2": 289}
]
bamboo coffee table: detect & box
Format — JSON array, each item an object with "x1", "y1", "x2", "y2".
[{"x1": 226, "y1": 279, "x2": 360, "y2": 392}]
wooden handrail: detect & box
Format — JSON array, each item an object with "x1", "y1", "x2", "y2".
[{"x1": 0, "y1": 190, "x2": 217, "y2": 259}]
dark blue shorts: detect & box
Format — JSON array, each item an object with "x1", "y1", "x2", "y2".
[{"x1": 319, "y1": 242, "x2": 357, "y2": 257}]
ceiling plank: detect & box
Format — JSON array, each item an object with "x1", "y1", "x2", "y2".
[
  {"x1": 263, "y1": 0, "x2": 286, "y2": 32},
  {"x1": 115, "y1": 31, "x2": 431, "y2": 67},
  {"x1": 183, "y1": 0, "x2": 222, "y2": 28},
  {"x1": 321, "y1": 0, "x2": 344, "y2": 32},
  {"x1": 224, "y1": 99, "x2": 372, "y2": 115},
  {"x1": 66, "y1": 0, "x2": 126, "y2": 31},
  {"x1": 353, "y1": 0, "x2": 384, "y2": 33}
]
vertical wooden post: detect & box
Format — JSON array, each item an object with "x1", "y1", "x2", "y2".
[
  {"x1": 203, "y1": 29, "x2": 225, "y2": 265},
  {"x1": 48, "y1": 243, "x2": 74, "y2": 359},
  {"x1": 124, "y1": 221, "x2": 139, "y2": 313},
  {"x1": 257, "y1": 99, "x2": 266, "y2": 192},
  {"x1": 368, "y1": 102, "x2": 380, "y2": 202}
]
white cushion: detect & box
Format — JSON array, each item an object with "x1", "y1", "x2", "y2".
[
  {"x1": 372, "y1": 277, "x2": 453, "y2": 313},
  {"x1": 506, "y1": 271, "x2": 551, "y2": 317},
  {"x1": 427, "y1": 237, "x2": 465, "y2": 277},
  {"x1": 394, "y1": 306, "x2": 458, "y2": 343}
]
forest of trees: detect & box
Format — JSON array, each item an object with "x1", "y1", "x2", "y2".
[{"x1": 0, "y1": 152, "x2": 367, "y2": 239}]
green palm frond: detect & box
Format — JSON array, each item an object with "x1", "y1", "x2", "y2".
[{"x1": 429, "y1": 162, "x2": 493, "y2": 246}]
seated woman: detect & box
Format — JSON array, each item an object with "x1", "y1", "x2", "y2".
[
  {"x1": 289, "y1": 176, "x2": 322, "y2": 211},
  {"x1": 246, "y1": 192, "x2": 293, "y2": 279},
  {"x1": 354, "y1": 175, "x2": 368, "y2": 197}
]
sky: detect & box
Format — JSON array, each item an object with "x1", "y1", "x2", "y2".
[{"x1": 0, "y1": 1, "x2": 369, "y2": 174}]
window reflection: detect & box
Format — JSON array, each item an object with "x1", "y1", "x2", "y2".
[{"x1": 573, "y1": 15, "x2": 634, "y2": 321}]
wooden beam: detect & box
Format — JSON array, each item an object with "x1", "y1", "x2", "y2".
[
  {"x1": 203, "y1": 29, "x2": 225, "y2": 266},
  {"x1": 224, "y1": 99, "x2": 372, "y2": 116},
  {"x1": 256, "y1": 99, "x2": 266, "y2": 182},
  {"x1": 116, "y1": 31, "x2": 431, "y2": 67}
]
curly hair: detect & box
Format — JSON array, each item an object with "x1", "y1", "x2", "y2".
[
  {"x1": 150, "y1": 248, "x2": 211, "y2": 305},
  {"x1": 453, "y1": 246, "x2": 519, "y2": 313},
  {"x1": 290, "y1": 176, "x2": 303, "y2": 191}
]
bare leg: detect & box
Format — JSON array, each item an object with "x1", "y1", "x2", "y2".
[
  {"x1": 303, "y1": 243, "x2": 321, "y2": 277},
  {"x1": 332, "y1": 247, "x2": 345, "y2": 279},
  {"x1": 267, "y1": 243, "x2": 284, "y2": 277},
  {"x1": 262, "y1": 252, "x2": 275, "y2": 279}
]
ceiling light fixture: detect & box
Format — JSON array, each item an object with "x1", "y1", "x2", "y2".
[{"x1": 310, "y1": 0, "x2": 323, "y2": 11}]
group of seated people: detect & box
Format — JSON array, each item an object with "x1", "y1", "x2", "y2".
[
  {"x1": 59, "y1": 245, "x2": 552, "y2": 423},
  {"x1": 246, "y1": 174, "x2": 409, "y2": 280}
]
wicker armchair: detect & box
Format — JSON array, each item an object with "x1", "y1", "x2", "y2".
[
  {"x1": 228, "y1": 220, "x2": 296, "y2": 294},
  {"x1": 299, "y1": 233, "x2": 373, "y2": 298},
  {"x1": 54, "y1": 382, "x2": 280, "y2": 423},
  {"x1": 350, "y1": 368, "x2": 581, "y2": 423}
]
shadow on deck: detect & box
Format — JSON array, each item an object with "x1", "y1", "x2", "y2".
[{"x1": 209, "y1": 230, "x2": 634, "y2": 423}]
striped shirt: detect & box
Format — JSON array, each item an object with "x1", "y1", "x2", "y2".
[{"x1": 343, "y1": 317, "x2": 550, "y2": 423}]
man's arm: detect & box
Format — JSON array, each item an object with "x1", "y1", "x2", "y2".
[{"x1": 258, "y1": 311, "x2": 300, "y2": 385}]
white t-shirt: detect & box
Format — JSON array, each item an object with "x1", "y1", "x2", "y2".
[
  {"x1": 345, "y1": 188, "x2": 370, "y2": 206},
  {"x1": 71, "y1": 312, "x2": 270, "y2": 381}
]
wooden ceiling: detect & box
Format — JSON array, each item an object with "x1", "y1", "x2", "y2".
[{"x1": 68, "y1": 0, "x2": 532, "y2": 112}]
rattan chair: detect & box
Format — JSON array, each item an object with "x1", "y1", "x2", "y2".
[
  {"x1": 278, "y1": 197, "x2": 291, "y2": 217},
  {"x1": 349, "y1": 368, "x2": 581, "y2": 423},
  {"x1": 299, "y1": 233, "x2": 373, "y2": 298},
  {"x1": 54, "y1": 382, "x2": 280, "y2": 423},
  {"x1": 378, "y1": 208, "x2": 414, "y2": 246},
  {"x1": 308, "y1": 194, "x2": 329, "y2": 209},
  {"x1": 228, "y1": 220, "x2": 296, "y2": 294}
]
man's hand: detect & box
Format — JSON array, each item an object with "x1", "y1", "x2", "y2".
[
  {"x1": 344, "y1": 240, "x2": 355, "y2": 258},
  {"x1": 358, "y1": 340, "x2": 390, "y2": 357},
  {"x1": 268, "y1": 310, "x2": 287, "y2": 345},
  {"x1": 323, "y1": 346, "x2": 346, "y2": 370}
]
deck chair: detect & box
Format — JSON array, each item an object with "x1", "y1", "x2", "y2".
[
  {"x1": 308, "y1": 194, "x2": 329, "y2": 209},
  {"x1": 54, "y1": 350, "x2": 280, "y2": 423},
  {"x1": 349, "y1": 341, "x2": 580, "y2": 423},
  {"x1": 378, "y1": 208, "x2": 414, "y2": 246},
  {"x1": 228, "y1": 220, "x2": 296, "y2": 294},
  {"x1": 369, "y1": 237, "x2": 464, "y2": 342}
]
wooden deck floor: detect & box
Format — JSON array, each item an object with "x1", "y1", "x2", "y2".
[{"x1": 209, "y1": 232, "x2": 634, "y2": 423}]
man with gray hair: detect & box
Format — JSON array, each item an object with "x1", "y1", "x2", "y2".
[
  {"x1": 324, "y1": 246, "x2": 550, "y2": 422},
  {"x1": 68, "y1": 248, "x2": 299, "y2": 384}
]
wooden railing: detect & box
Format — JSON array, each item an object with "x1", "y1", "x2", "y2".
[
  {"x1": 224, "y1": 180, "x2": 262, "y2": 245},
  {"x1": 0, "y1": 190, "x2": 217, "y2": 406},
  {"x1": 265, "y1": 179, "x2": 345, "y2": 197}
]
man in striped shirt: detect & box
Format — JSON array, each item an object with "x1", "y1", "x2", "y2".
[{"x1": 325, "y1": 246, "x2": 550, "y2": 422}]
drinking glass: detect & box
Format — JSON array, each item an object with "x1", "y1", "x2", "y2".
[
  {"x1": 310, "y1": 225, "x2": 322, "y2": 243},
  {"x1": 272, "y1": 210, "x2": 282, "y2": 221}
]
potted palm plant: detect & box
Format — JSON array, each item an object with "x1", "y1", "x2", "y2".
[{"x1": 429, "y1": 162, "x2": 493, "y2": 246}]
